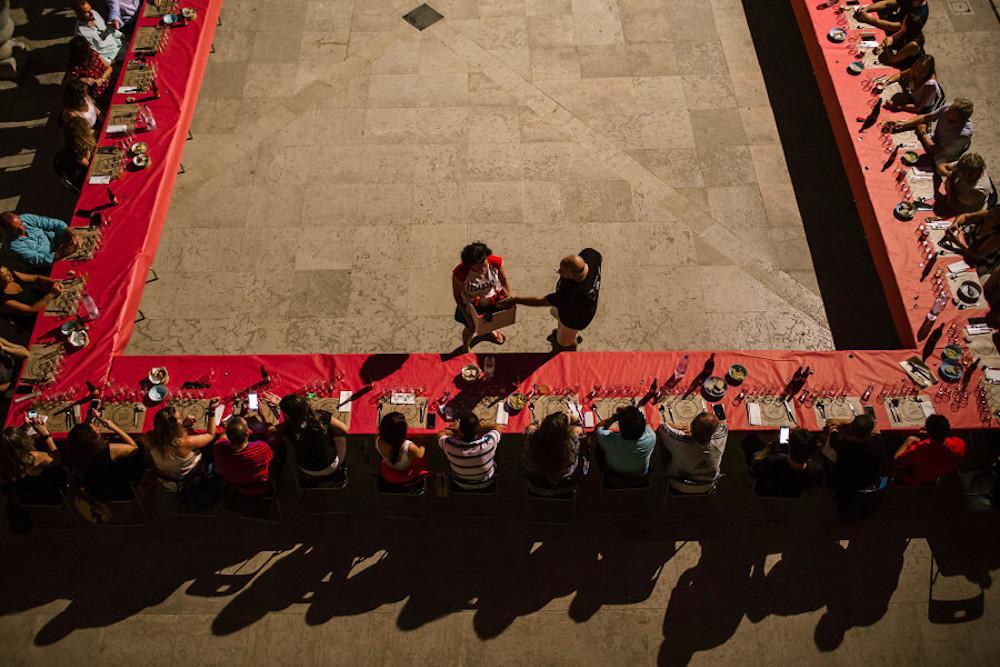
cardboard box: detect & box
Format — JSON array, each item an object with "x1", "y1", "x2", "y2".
[{"x1": 473, "y1": 304, "x2": 516, "y2": 335}]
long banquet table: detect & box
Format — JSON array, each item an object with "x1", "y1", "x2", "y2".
[{"x1": 4, "y1": 0, "x2": 997, "y2": 435}]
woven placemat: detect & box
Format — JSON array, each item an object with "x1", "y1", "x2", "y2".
[
  {"x1": 378, "y1": 397, "x2": 429, "y2": 428},
  {"x1": 441, "y1": 393, "x2": 506, "y2": 423},
  {"x1": 948, "y1": 272, "x2": 987, "y2": 310},
  {"x1": 813, "y1": 397, "x2": 863, "y2": 427},
  {"x1": 108, "y1": 104, "x2": 139, "y2": 131},
  {"x1": 121, "y1": 66, "x2": 154, "y2": 93},
  {"x1": 89, "y1": 146, "x2": 125, "y2": 182},
  {"x1": 96, "y1": 402, "x2": 146, "y2": 433},
  {"x1": 34, "y1": 400, "x2": 80, "y2": 433},
  {"x1": 62, "y1": 229, "x2": 102, "y2": 262},
  {"x1": 905, "y1": 167, "x2": 935, "y2": 201},
  {"x1": 21, "y1": 344, "x2": 65, "y2": 385},
  {"x1": 527, "y1": 395, "x2": 580, "y2": 424},
  {"x1": 308, "y1": 397, "x2": 352, "y2": 429},
  {"x1": 746, "y1": 396, "x2": 798, "y2": 427},
  {"x1": 656, "y1": 395, "x2": 708, "y2": 424},
  {"x1": 884, "y1": 395, "x2": 933, "y2": 428},
  {"x1": 143, "y1": 2, "x2": 174, "y2": 18},
  {"x1": 133, "y1": 27, "x2": 166, "y2": 54},
  {"x1": 44, "y1": 278, "x2": 86, "y2": 316},
  {"x1": 591, "y1": 397, "x2": 640, "y2": 421},
  {"x1": 966, "y1": 333, "x2": 1000, "y2": 367}
]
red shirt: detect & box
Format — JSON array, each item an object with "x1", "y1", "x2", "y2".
[
  {"x1": 214, "y1": 439, "x2": 274, "y2": 495},
  {"x1": 894, "y1": 436, "x2": 966, "y2": 485}
]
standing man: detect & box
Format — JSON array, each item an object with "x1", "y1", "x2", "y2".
[
  {"x1": 504, "y1": 248, "x2": 602, "y2": 351},
  {"x1": 107, "y1": 0, "x2": 141, "y2": 33}
]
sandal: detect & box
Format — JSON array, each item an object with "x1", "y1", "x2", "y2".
[{"x1": 490, "y1": 330, "x2": 506, "y2": 345}]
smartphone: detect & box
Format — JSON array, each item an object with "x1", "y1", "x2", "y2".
[
  {"x1": 248, "y1": 392, "x2": 259, "y2": 411},
  {"x1": 27, "y1": 409, "x2": 38, "y2": 420},
  {"x1": 712, "y1": 403, "x2": 726, "y2": 421},
  {"x1": 426, "y1": 412, "x2": 436, "y2": 429},
  {"x1": 864, "y1": 406, "x2": 876, "y2": 421},
  {"x1": 779, "y1": 426, "x2": 790, "y2": 445}
]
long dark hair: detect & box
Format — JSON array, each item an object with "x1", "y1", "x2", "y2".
[
  {"x1": 66, "y1": 423, "x2": 106, "y2": 470},
  {"x1": 64, "y1": 78, "x2": 90, "y2": 111},
  {"x1": 278, "y1": 392, "x2": 324, "y2": 435},
  {"x1": 68, "y1": 36, "x2": 93, "y2": 68},
  {"x1": 525, "y1": 412, "x2": 576, "y2": 481},
  {"x1": 147, "y1": 406, "x2": 184, "y2": 457},
  {"x1": 378, "y1": 412, "x2": 408, "y2": 464},
  {"x1": 0, "y1": 427, "x2": 36, "y2": 484}
]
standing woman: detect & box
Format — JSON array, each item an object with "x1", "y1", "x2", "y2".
[
  {"x1": 66, "y1": 35, "x2": 113, "y2": 103},
  {"x1": 452, "y1": 241, "x2": 512, "y2": 351},
  {"x1": 146, "y1": 401, "x2": 220, "y2": 488}
]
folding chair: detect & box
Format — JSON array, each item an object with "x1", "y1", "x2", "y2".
[
  {"x1": 662, "y1": 477, "x2": 719, "y2": 522},
  {"x1": 365, "y1": 438, "x2": 428, "y2": 519},
  {"x1": 221, "y1": 480, "x2": 282, "y2": 524},
  {"x1": 446, "y1": 475, "x2": 500, "y2": 516},
  {"x1": 12, "y1": 486, "x2": 78, "y2": 531}
]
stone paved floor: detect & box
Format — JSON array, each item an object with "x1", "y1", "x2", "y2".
[{"x1": 125, "y1": 0, "x2": 837, "y2": 356}]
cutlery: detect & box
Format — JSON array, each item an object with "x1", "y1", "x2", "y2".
[
  {"x1": 529, "y1": 400, "x2": 537, "y2": 422},
  {"x1": 816, "y1": 400, "x2": 827, "y2": 422},
  {"x1": 418, "y1": 400, "x2": 427, "y2": 424},
  {"x1": 783, "y1": 399, "x2": 796, "y2": 423}
]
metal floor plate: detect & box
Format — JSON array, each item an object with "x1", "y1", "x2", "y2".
[{"x1": 402, "y1": 3, "x2": 444, "y2": 31}]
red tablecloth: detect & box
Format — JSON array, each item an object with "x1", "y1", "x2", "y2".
[
  {"x1": 790, "y1": 0, "x2": 988, "y2": 347},
  {"x1": 5, "y1": 0, "x2": 994, "y2": 435},
  {"x1": 100, "y1": 350, "x2": 985, "y2": 434},
  {"x1": 14, "y1": 0, "x2": 222, "y2": 399}
]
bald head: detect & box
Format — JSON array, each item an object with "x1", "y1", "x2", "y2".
[{"x1": 558, "y1": 254, "x2": 588, "y2": 281}]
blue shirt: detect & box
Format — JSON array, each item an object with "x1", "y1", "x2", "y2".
[
  {"x1": 108, "y1": 0, "x2": 142, "y2": 25},
  {"x1": 7, "y1": 214, "x2": 69, "y2": 270},
  {"x1": 596, "y1": 425, "x2": 656, "y2": 476}
]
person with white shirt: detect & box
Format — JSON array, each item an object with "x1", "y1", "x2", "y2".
[
  {"x1": 72, "y1": 1, "x2": 123, "y2": 65},
  {"x1": 437, "y1": 412, "x2": 503, "y2": 490}
]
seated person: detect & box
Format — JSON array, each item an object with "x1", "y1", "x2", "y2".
[
  {"x1": 657, "y1": 411, "x2": 728, "y2": 494},
  {"x1": 521, "y1": 411, "x2": 587, "y2": 494},
  {"x1": 73, "y1": 0, "x2": 123, "y2": 66},
  {"x1": 0, "y1": 420, "x2": 64, "y2": 501},
  {"x1": 145, "y1": 402, "x2": 220, "y2": 489},
  {"x1": 214, "y1": 416, "x2": 283, "y2": 497},
  {"x1": 57, "y1": 117, "x2": 97, "y2": 192},
  {"x1": 66, "y1": 35, "x2": 113, "y2": 103},
  {"x1": 986, "y1": 265, "x2": 1000, "y2": 329},
  {"x1": 853, "y1": 0, "x2": 928, "y2": 32},
  {"x1": 62, "y1": 79, "x2": 100, "y2": 128},
  {"x1": 108, "y1": 0, "x2": 142, "y2": 32},
  {"x1": 887, "y1": 98, "x2": 974, "y2": 177},
  {"x1": 894, "y1": 415, "x2": 966, "y2": 485},
  {"x1": 375, "y1": 411, "x2": 427, "y2": 488},
  {"x1": 65, "y1": 411, "x2": 144, "y2": 502},
  {"x1": 594, "y1": 404, "x2": 655, "y2": 479},
  {"x1": 881, "y1": 54, "x2": 943, "y2": 115},
  {"x1": 875, "y1": 12, "x2": 926, "y2": 69},
  {"x1": 275, "y1": 392, "x2": 348, "y2": 487},
  {"x1": 944, "y1": 153, "x2": 993, "y2": 215},
  {"x1": 824, "y1": 414, "x2": 890, "y2": 495},
  {"x1": 750, "y1": 428, "x2": 824, "y2": 498},
  {"x1": 437, "y1": 411, "x2": 502, "y2": 489},
  {"x1": 0, "y1": 337, "x2": 29, "y2": 396},
  {"x1": 0, "y1": 211, "x2": 82, "y2": 272},
  {"x1": 0, "y1": 265, "x2": 63, "y2": 333},
  {"x1": 945, "y1": 205, "x2": 1000, "y2": 273}
]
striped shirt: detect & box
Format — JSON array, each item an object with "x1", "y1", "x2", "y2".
[{"x1": 438, "y1": 430, "x2": 500, "y2": 487}]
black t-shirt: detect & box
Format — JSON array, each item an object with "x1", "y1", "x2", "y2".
[
  {"x1": 752, "y1": 454, "x2": 824, "y2": 498},
  {"x1": 283, "y1": 410, "x2": 338, "y2": 472},
  {"x1": 830, "y1": 432, "x2": 889, "y2": 491},
  {"x1": 546, "y1": 248, "x2": 602, "y2": 330}
]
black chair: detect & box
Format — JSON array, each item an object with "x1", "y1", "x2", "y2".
[
  {"x1": 598, "y1": 472, "x2": 650, "y2": 514},
  {"x1": 663, "y1": 477, "x2": 719, "y2": 522},
  {"x1": 365, "y1": 438, "x2": 428, "y2": 518},
  {"x1": 221, "y1": 480, "x2": 282, "y2": 524},
  {"x1": 524, "y1": 482, "x2": 576, "y2": 525},
  {"x1": 446, "y1": 475, "x2": 499, "y2": 516},
  {"x1": 149, "y1": 468, "x2": 218, "y2": 518},
  {"x1": 294, "y1": 465, "x2": 353, "y2": 516}
]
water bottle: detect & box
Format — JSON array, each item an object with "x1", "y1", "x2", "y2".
[
  {"x1": 82, "y1": 294, "x2": 100, "y2": 321},
  {"x1": 672, "y1": 355, "x2": 689, "y2": 382},
  {"x1": 483, "y1": 355, "x2": 495, "y2": 380},
  {"x1": 926, "y1": 295, "x2": 947, "y2": 322}
]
